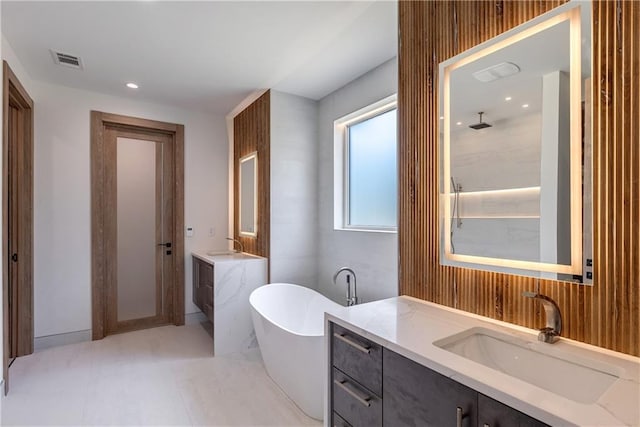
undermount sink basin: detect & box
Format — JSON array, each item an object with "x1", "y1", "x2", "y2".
[{"x1": 433, "y1": 327, "x2": 621, "y2": 404}]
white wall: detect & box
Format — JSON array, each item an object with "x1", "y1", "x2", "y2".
[
  {"x1": 270, "y1": 90, "x2": 318, "y2": 288},
  {"x1": 317, "y1": 58, "x2": 398, "y2": 304},
  {"x1": 3, "y1": 36, "x2": 228, "y2": 338}
]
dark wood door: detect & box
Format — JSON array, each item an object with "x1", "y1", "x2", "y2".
[
  {"x1": 383, "y1": 348, "x2": 478, "y2": 427},
  {"x1": 7, "y1": 103, "x2": 19, "y2": 363},
  {"x1": 104, "y1": 128, "x2": 175, "y2": 335},
  {"x1": 3, "y1": 61, "x2": 35, "y2": 395}
]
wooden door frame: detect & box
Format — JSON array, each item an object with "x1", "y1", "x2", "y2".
[
  {"x1": 2, "y1": 61, "x2": 34, "y2": 394},
  {"x1": 90, "y1": 111, "x2": 184, "y2": 340}
]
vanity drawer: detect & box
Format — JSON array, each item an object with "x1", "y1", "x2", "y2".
[
  {"x1": 197, "y1": 261, "x2": 214, "y2": 287},
  {"x1": 198, "y1": 284, "x2": 213, "y2": 307},
  {"x1": 332, "y1": 323, "x2": 382, "y2": 396},
  {"x1": 332, "y1": 368, "x2": 382, "y2": 427},
  {"x1": 332, "y1": 411, "x2": 352, "y2": 427}
]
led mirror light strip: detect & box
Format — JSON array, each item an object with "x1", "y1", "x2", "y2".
[{"x1": 440, "y1": 4, "x2": 583, "y2": 275}]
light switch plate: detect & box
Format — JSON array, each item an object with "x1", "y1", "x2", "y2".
[{"x1": 186, "y1": 227, "x2": 194, "y2": 237}]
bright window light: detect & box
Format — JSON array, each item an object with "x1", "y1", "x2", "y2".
[
  {"x1": 333, "y1": 95, "x2": 397, "y2": 232},
  {"x1": 347, "y1": 109, "x2": 397, "y2": 228}
]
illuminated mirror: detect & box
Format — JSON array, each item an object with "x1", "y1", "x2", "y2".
[
  {"x1": 239, "y1": 152, "x2": 258, "y2": 237},
  {"x1": 439, "y1": 2, "x2": 591, "y2": 283}
]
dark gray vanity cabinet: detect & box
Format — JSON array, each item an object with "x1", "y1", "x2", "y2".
[
  {"x1": 477, "y1": 394, "x2": 548, "y2": 427},
  {"x1": 331, "y1": 323, "x2": 383, "y2": 427},
  {"x1": 192, "y1": 257, "x2": 213, "y2": 322},
  {"x1": 328, "y1": 321, "x2": 549, "y2": 427},
  {"x1": 383, "y1": 349, "x2": 477, "y2": 427}
]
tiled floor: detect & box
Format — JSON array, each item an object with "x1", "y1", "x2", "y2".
[{"x1": 1, "y1": 324, "x2": 321, "y2": 426}]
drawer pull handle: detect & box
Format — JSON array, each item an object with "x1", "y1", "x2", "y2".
[
  {"x1": 456, "y1": 406, "x2": 467, "y2": 427},
  {"x1": 333, "y1": 333, "x2": 371, "y2": 354},
  {"x1": 334, "y1": 379, "x2": 371, "y2": 407}
]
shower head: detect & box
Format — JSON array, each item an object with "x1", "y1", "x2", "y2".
[{"x1": 469, "y1": 112, "x2": 492, "y2": 130}]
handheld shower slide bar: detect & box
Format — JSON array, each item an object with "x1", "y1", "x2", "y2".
[{"x1": 450, "y1": 177, "x2": 462, "y2": 254}]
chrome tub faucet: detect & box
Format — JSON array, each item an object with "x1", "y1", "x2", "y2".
[
  {"x1": 523, "y1": 291, "x2": 562, "y2": 343},
  {"x1": 333, "y1": 267, "x2": 358, "y2": 306}
]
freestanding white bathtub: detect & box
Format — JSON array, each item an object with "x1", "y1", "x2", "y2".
[{"x1": 249, "y1": 283, "x2": 343, "y2": 420}]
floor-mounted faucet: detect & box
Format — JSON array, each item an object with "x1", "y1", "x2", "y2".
[
  {"x1": 523, "y1": 291, "x2": 562, "y2": 343},
  {"x1": 333, "y1": 267, "x2": 358, "y2": 306}
]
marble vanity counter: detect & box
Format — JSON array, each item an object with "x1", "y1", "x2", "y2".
[
  {"x1": 192, "y1": 251, "x2": 263, "y2": 264},
  {"x1": 191, "y1": 251, "x2": 267, "y2": 355},
  {"x1": 326, "y1": 296, "x2": 640, "y2": 426}
]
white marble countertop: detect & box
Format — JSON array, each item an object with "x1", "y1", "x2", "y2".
[
  {"x1": 325, "y1": 296, "x2": 640, "y2": 426},
  {"x1": 192, "y1": 250, "x2": 264, "y2": 264}
]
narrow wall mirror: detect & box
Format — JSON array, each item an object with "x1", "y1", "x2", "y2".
[
  {"x1": 439, "y1": 2, "x2": 591, "y2": 283},
  {"x1": 239, "y1": 152, "x2": 258, "y2": 237}
]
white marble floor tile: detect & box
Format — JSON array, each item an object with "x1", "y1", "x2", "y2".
[
  {"x1": 2, "y1": 324, "x2": 321, "y2": 427},
  {"x1": 2, "y1": 391, "x2": 86, "y2": 426}
]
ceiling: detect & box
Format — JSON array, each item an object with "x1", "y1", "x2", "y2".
[
  {"x1": 1, "y1": 1, "x2": 398, "y2": 115},
  {"x1": 448, "y1": 19, "x2": 571, "y2": 129},
  {"x1": 445, "y1": 2, "x2": 591, "y2": 130}
]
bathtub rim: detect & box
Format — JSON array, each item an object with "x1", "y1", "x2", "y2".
[{"x1": 249, "y1": 283, "x2": 342, "y2": 338}]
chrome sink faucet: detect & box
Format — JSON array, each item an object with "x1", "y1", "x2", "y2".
[
  {"x1": 333, "y1": 267, "x2": 358, "y2": 306},
  {"x1": 226, "y1": 237, "x2": 244, "y2": 253},
  {"x1": 523, "y1": 291, "x2": 562, "y2": 343}
]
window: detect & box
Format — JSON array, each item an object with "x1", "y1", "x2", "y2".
[{"x1": 334, "y1": 95, "x2": 397, "y2": 232}]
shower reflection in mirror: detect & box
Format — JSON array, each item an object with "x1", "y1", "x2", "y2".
[{"x1": 450, "y1": 176, "x2": 462, "y2": 254}]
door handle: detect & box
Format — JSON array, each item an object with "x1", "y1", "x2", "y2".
[{"x1": 157, "y1": 242, "x2": 172, "y2": 248}]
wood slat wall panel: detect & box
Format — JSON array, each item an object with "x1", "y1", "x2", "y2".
[
  {"x1": 398, "y1": 1, "x2": 639, "y2": 356},
  {"x1": 233, "y1": 91, "x2": 270, "y2": 261}
]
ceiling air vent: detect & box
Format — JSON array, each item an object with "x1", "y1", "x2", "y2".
[
  {"x1": 50, "y1": 50, "x2": 83, "y2": 69},
  {"x1": 472, "y1": 62, "x2": 519, "y2": 82}
]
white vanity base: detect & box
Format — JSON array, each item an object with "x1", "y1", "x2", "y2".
[{"x1": 192, "y1": 251, "x2": 267, "y2": 355}]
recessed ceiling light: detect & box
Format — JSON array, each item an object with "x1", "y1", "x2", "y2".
[
  {"x1": 456, "y1": 121, "x2": 462, "y2": 126},
  {"x1": 505, "y1": 96, "x2": 512, "y2": 101},
  {"x1": 440, "y1": 116, "x2": 444, "y2": 120},
  {"x1": 522, "y1": 104, "x2": 529, "y2": 108},
  {"x1": 126, "y1": 82, "x2": 139, "y2": 89}
]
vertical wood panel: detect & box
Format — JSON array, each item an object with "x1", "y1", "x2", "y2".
[
  {"x1": 398, "y1": 1, "x2": 639, "y2": 356},
  {"x1": 233, "y1": 91, "x2": 270, "y2": 262}
]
